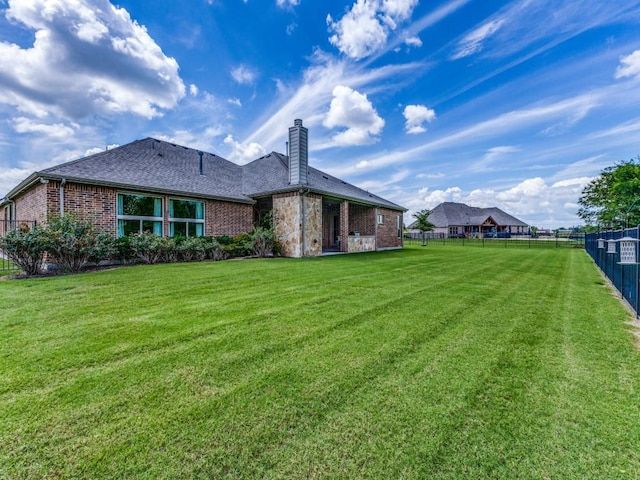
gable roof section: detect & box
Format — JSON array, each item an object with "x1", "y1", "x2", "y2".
[
  {"x1": 242, "y1": 152, "x2": 404, "y2": 210},
  {"x1": 426, "y1": 202, "x2": 528, "y2": 228},
  {"x1": 3, "y1": 137, "x2": 405, "y2": 211}
]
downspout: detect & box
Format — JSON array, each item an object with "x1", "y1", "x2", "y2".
[{"x1": 59, "y1": 178, "x2": 66, "y2": 216}]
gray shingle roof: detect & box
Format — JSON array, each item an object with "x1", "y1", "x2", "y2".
[
  {"x1": 418, "y1": 202, "x2": 528, "y2": 228},
  {"x1": 6, "y1": 137, "x2": 405, "y2": 211}
]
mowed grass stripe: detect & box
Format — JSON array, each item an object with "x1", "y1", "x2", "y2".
[{"x1": 1, "y1": 246, "x2": 639, "y2": 479}]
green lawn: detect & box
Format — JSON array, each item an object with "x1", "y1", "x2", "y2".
[{"x1": 1, "y1": 245, "x2": 639, "y2": 479}]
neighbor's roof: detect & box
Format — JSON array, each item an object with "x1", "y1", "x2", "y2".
[
  {"x1": 420, "y1": 202, "x2": 528, "y2": 227},
  {"x1": 2, "y1": 137, "x2": 405, "y2": 211}
]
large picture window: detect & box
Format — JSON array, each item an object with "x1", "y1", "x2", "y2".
[
  {"x1": 117, "y1": 193, "x2": 163, "y2": 237},
  {"x1": 169, "y1": 199, "x2": 204, "y2": 237}
]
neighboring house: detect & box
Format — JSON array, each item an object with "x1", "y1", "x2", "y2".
[
  {"x1": 0, "y1": 120, "x2": 406, "y2": 257},
  {"x1": 409, "y1": 202, "x2": 529, "y2": 237}
]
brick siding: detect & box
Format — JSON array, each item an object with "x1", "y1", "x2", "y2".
[
  {"x1": 376, "y1": 207, "x2": 403, "y2": 248},
  {"x1": 205, "y1": 199, "x2": 253, "y2": 236},
  {"x1": 13, "y1": 183, "x2": 48, "y2": 225}
]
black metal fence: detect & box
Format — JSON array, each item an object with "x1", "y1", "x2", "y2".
[
  {"x1": 404, "y1": 233, "x2": 585, "y2": 249},
  {"x1": 586, "y1": 227, "x2": 640, "y2": 317},
  {"x1": 0, "y1": 220, "x2": 38, "y2": 274}
]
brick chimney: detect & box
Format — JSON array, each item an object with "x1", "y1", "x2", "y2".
[{"x1": 288, "y1": 119, "x2": 308, "y2": 185}]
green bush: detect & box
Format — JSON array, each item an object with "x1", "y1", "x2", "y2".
[
  {"x1": 158, "y1": 237, "x2": 179, "y2": 263},
  {"x1": 128, "y1": 232, "x2": 162, "y2": 264},
  {"x1": 114, "y1": 236, "x2": 134, "y2": 264},
  {"x1": 44, "y1": 215, "x2": 115, "y2": 273},
  {"x1": 201, "y1": 237, "x2": 225, "y2": 261},
  {"x1": 249, "y1": 227, "x2": 277, "y2": 257},
  {"x1": 177, "y1": 237, "x2": 207, "y2": 262},
  {"x1": 0, "y1": 224, "x2": 48, "y2": 275}
]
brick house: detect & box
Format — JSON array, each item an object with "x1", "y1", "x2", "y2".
[{"x1": 1, "y1": 120, "x2": 406, "y2": 257}]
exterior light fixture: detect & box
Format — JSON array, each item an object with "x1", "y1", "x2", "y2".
[
  {"x1": 606, "y1": 239, "x2": 617, "y2": 254},
  {"x1": 618, "y1": 237, "x2": 638, "y2": 264},
  {"x1": 597, "y1": 238, "x2": 605, "y2": 249}
]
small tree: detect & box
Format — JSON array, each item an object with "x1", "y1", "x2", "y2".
[{"x1": 412, "y1": 209, "x2": 435, "y2": 246}]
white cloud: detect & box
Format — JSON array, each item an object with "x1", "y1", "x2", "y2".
[
  {"x1": 277, "y1": 0, "x2": 300, "y2": 8},
  {"x1": 189, "y1": 84, "x2": 199, "y2": 96},
  {"x1": 231, "y1": 65, "x2": 257, "y2": 85},
  {"x1": 405, "y1": 176, "x2": 591, "y2": 228},
  {"x1": 223, "y1": 134, "x2": 266, "y2": 164},
  {"x1": 323, "y1": 85, "x2": 385, "y2": 146},
  {"x1": 404, "y1": 35, "x2": 422, "y2": 48},
  {"x1": 0, "y1": 0, "x2": 185, "y2": 120},
  {"x1": 452, "y1": 18, "x2": 505, "y2": 60},
  {"x1": 12, "y1": 117, "x2": 76, "y2": 137},
  {"x1": 228, "y1": 98, "x2": 242, "y2": 107},
  {"x1": 327, "y1": 0, "x2": 418, "y2": 60},
  {"x1": 416, "y1": 172, "x2": 444, "y2": 179},
  {"x1": 84, "y1": 144, "x2": 120, "y2": 156},
  {"x1": 403, "y1": 104, "x2": 436, "y2": 134},
  {"x1": 615, "y1": 50, "x2": 640, "y2": 79}
]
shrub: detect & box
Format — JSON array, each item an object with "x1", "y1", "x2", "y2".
[
  {"x1": 201, "y1": 237, "x2": 225, "y2": 261},
  {"x1": 249, "y1": 227, "x2": 277, "y2": 257},
  {"x1": 128, "y1": 232, "x2": 162, "y2": 264},
  {"x1": 177, "y1": 237, "x2": 207, "y2": 262},
  {"x1": 158, "y1": 237, "x2": 179, "y2": 263},
  {"x1": 0, "y1": 224, "x2": 48, "y2": 275},
  {"x1": 44, "y1": 215, "x2": 115, "y2": 273},
  {"x1": 114, "y1": 236, "x2": 134, "y2": 264}
]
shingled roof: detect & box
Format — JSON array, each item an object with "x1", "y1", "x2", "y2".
[
  {"x1": 416, "y1": 202, "x2": 528, "y2": 228},
  {"x1": 4, "y1": 137, "x2": 405, "y2": 211}
]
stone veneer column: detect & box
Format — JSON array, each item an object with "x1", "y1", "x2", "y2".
[{"x1": 340, "y1": 201, "x2": 349, "y2": 253}]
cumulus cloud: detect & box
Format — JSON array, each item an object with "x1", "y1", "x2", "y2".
[
  {"x1": 407, "y1": 176, "x2": 592, "y2": 228},
  {"x1": 223, "y1": 134, "x2": 266, "y2": 164},
  {"x1": 231, "y1": 65, "x2": 258, "y2": 85},
  {"x1": 327, "y1": 0, "x2": 419, "y2": 60},
  {"x1": 12, "y1": 117, "x2": 76, "y2": 138},
  {"x1": 403, "y1": 104, "x2": 436, "y2": 134},
  {"x1": 452, "y1": 18, "x2": 505, "y2": 60},
  {"x1": 189, "y1": 84, "x2": 199, "y2": 96},
  {"x1": 323, "y1": 85, "x2": 385, "y2": 146},
  {"x1": 0, "y1": 0, "x2": 185, "y2": 120},
  {"x1": 615, "y1": 50, "x2": 640, "y2": 79}
]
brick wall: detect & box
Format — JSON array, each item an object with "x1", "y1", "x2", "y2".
[
  {"x1": 49, "y1": 182, "x2": 118, "y2": 235},
  {"x1": 205, "y1": 199, "x2": 253, "y2": 236},
  {"x1": 376, "y1": 207, "x2": 403, "y2": 249},
  {"x1": 13, "y1": 183, "x2": 48, "y2": 224},
  {"x1": 349, "y1": 204, "x2": 375, "y2": 236}
]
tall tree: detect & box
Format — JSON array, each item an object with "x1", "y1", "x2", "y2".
[
  {"x1": 412, "y1": 209, "x2": 435, "y2": 233},
  {"x1": 578, "y1": 157, "x2": 640, "y2": 228}
]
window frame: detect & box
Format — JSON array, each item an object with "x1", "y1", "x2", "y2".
[
  {"x1": 117, "y1": 192, "x2": 163, "y2": 237},
  {"x1": 377, "y1": 214, "x2": 384, "y2": 225},
  {"x1": 168, "y1": 197, "x2": 205, "y2": 238}
]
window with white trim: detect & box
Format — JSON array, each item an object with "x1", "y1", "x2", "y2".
[
  {"x1": 377, "y1": 214, "x2": 384, "y2": 225},
  {"x1": 169, "y1": 199, "x2": 204, "y2": 237},
  {"x1": 117, "y1": 193, "x2": 163, "y2": 237}
]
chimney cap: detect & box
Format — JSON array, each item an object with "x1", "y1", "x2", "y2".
[{"x1": 294, "y1": 119, "x2": 303, "y2": 127}]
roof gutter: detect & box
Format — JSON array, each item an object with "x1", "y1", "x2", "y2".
[{"x1": 249, "y1": 185, "x2": 407, "y2": 212}]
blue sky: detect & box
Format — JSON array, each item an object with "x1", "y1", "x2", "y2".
[{"x1": 1, "y1": 0, "x2": 640, "y2": 228}]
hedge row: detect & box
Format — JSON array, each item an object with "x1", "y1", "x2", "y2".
[{"x1": 0, "y1": 215, "x2": 281, "y2": 276}]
